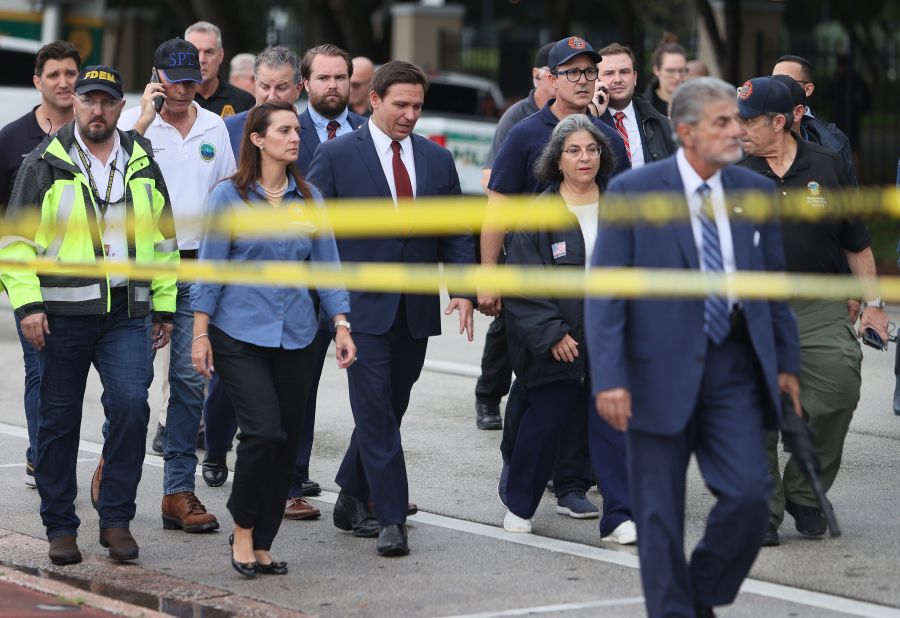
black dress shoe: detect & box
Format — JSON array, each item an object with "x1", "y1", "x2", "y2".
[
  {"x1": 761, "y1": 523, "x2": 780, "y2": 547},
  {"x1": 256, "y1": 560, "x2": 288, "y2": 575},
  {"x1": 202, "y1": 457, "x2": 228, "y2": 487},
  {"x1": 333, "y1": 490, "x2": 380, "y2": 538},
  {"x1": 301, "y1": 479, "x2": 321, "y2": 497},
  {"x1": 151, "y1": 423, "x2": 165, "y2": 454},
  {"x1": 377, "y1": 524, "x2": 410, "y2": 557},
  {"x1": 231, "y1": 555, "x2": 257, "y2": 578},
  {"x1": 786, "y1": 501, "x2": 826, "y2": 536},
  {"x1": 475, "y1": 402, "x2": 502, "y2": 430}
]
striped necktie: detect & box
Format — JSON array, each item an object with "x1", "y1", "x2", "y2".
[
  {"x1": 326, "y1": 120, "x2": 340, "y2": 140},
  {"x1": 613, "y1": 111, "x2": 632, "y2": 162},
  {"x1": 697, "y1": 183, "x2": 730, "y2": 344}
]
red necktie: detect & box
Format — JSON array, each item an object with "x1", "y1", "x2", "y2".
[
  {"x1": 613, "y1": 111, "x2": 632, "y2": 162},
  {"x1": 391, "y1": 140, "x2": 413, "y2": 200},
  {"x1": 326, "y1": 120, "x2": 340, "y2": 140}
]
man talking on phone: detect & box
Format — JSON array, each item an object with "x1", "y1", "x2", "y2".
[
  {"x1": 737, "y1": 76, "x2": 887, "y2": 546},
  {"x1": 118, "y1": 38, "x2": 235, "y2": 536}
]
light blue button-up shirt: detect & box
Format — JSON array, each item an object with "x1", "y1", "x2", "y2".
[
  {"x1": 192, "y1": 177, "x2": 350, "y2": 349},
  {"x1": 307, "y1": 105, "x2": 352, "y2": 143}
]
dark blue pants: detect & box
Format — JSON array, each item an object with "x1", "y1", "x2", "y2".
[
  {"x1": 36, "y1": 290, "x2": 152, "y2": 540},
  {"x1": 16, "y1": 316, "x2": 41, "y2": 464},
  {"x1": 204, "y1": 329, "x2": 331, "y2": 498},
  {"x1": 500, "y1": 378, "x2": 592, "y2": 496},
  {"x1": 588, "y1": 402, "x2": 632, "y2": 536},
  {"x1": 628, "y1": 337, "x2": 770, "y2": 618},
  {"x1": 506, "y1": 379, "x2": 583, "y2": 519},
  {"x1": 475, "y1": 314, "x2": 512, "y2": 405},
  {"x1": 335, "y1": 307, "x2": 428, "y2": 525}
]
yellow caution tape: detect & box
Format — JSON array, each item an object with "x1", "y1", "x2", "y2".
[
  {"x1": 2, "y1": 257, "x2": 897, "y2": 302},
  {"x1": 0, "y1": 187, "x2": 898, "y2": 238}
]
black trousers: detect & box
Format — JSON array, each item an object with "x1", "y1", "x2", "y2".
[
  {"x1": 475, "y1": 313, "x2": 512, "y2": 405},
  {"x1": 210, "y1": 325, "x2": 316, "y2": 551}
]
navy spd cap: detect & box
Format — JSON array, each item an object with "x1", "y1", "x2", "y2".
[
  {"x1": 770, "y1": 73, "x2": 807, "y2": 108},
  {"x1": 548, "y1": 36, "x2": 601, "y2": 71},
  {"x1": 154, "y1": 38, "x2": 202, "y2": 83},
  {"x1": 736, "y1": 77, "x2": 793, "y2": 119}
]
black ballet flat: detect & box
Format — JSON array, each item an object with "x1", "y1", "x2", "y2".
[
  {"x1": 255, "y1": 560, "x2": 288, "y2": 575},
  {"x1": 230, "y1": 555, "x2": 258, "y2": 579}
]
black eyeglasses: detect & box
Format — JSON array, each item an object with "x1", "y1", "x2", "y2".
[{"x1": 553, "y1": 67, "x2": 599, "y2": 82}]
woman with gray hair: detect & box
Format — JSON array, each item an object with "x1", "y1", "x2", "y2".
[{"x1": 500, "y1": 114, "x2": 636, "y2": 544}]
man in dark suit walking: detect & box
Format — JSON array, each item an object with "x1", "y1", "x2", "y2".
[
  {"x1": 307, "y1": 60, "x2": 476, "y2": 556},
  {"x1": 586, "y1": 77, "x2": 802, "y2": 617}
]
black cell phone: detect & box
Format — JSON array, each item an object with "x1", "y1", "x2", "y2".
[
  {"x1": 862, "y1": 327, "x2": 887, "y2": 351},
  {"x1": 150, "y1": 68, "x2": 164, "y2": 113}
]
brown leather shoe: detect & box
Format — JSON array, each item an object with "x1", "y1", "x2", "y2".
[
  {"x1": 283, "y1": 497, "x2": 321, "y2": 520},
  {"x1": 90, "y1": 457, "x2": 104, "y2": 511},
  {"x1": 99, "y1": 527, "x2": 139, "y2": 562},
  {"x1": 367, "y1": 500, "x2": 419, "y2": 516},
  {"x1": 161, "y1": 491, "x2": 219, "y2": 533},
  {"x1": 48, "y1": 535, "x2": 82, "y2": 565}
]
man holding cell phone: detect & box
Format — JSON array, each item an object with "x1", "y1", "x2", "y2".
[
  {"x1": 737, "y1": 76, "x2": 888, "y2": 546},
  {"x1": 118, "y1": 37, "x2": 236, "y2": 537}
]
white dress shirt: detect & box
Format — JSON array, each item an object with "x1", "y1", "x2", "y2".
[
  {"x1": 368, "y1": 118, "x2": 417, "y2": 205},
  {"x1": 71, "y1": 124, "x2": 128, "y2": 286},
  {"x1": 675, "y1": 148, "x2": 737, "y2": 308},
  {"x1": 610, "y1": 101, "x2": 644, "y2": 168}
]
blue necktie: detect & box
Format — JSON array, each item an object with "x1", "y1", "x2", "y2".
[{"x1": 697, "y1": 183, "x2": 731, "y2": 344}]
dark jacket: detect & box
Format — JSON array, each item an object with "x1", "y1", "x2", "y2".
[
  {"x1": 504, "y1": 190, "x2": 588, "y2": 389},
  {"x1": 801, "y1": 112, "x2": 857, "y2": 185},
  {"x1": 601, "y1": 95, "x2": 676, "y2": 164}
]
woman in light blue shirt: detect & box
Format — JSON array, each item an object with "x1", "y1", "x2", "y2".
[{"x1": 191, "y1": 101, "x2": 355, "y2": 578}]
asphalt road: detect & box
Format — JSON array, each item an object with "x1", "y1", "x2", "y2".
[{"x1": 0, "y1": 295, "x2": 898, "y2": 618}]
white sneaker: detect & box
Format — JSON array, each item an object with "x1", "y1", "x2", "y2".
[
  {"x1": 601, "y1": 520, "x2": 637, "y2": 545},
  {"x1": 503, "y1": 510, "x2": 533, "y2": 533}
]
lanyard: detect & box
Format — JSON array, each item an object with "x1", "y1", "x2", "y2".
[{"x1": 73, "y1": 139, "x2": 118, "y2": 214}]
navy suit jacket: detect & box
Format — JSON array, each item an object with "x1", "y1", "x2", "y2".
[
  {"x1": 223, "y1": 107, "x2": 366, "y2": 175},
  {"x1": 585, "y1": 156, "x2": 800, "y2": 435},
  {"x1": 306, "y1": 122, "x2": 476, "y2": 338}
]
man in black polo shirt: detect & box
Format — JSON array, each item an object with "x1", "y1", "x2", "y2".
[
  {"x1": 0, "y1": 40, "x2": 81, "y2": 487},
  {"x1": 185, "y1": 21, "x2": 254, "y2": 118},
  {"x1": 737, "y1": 76, "x2": 888, "y2": 546}
]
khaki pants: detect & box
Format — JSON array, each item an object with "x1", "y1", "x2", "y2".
[{"x1": 767, "y1": 300, "x2": 861, "y2": 527}]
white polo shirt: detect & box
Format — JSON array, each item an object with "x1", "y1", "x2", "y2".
[{"x1": 118, "y1": 102, "x2": 236, "y2": 250}]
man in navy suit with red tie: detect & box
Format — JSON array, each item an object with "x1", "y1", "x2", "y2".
[
  {"x1": 307, "y1": 60, "x2": 476, "y2": 556},
  {"x1": 586, "y1": 77, "x2": 802, "y2": 617}
]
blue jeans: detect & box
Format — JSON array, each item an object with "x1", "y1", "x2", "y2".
[
  {"x1": 15, "y1": 315, "x2": 42, "y2": 463},
  {"x1": 36, "y1": 289, "x2": 152, "y2": 539},
  {"x1": 149, "y1": 283, "x2": 205, "y2": 495}
]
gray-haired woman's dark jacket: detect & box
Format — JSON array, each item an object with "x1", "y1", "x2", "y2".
[{"x1": 504, "y1": 188, "x2": 592, "y2": 390}]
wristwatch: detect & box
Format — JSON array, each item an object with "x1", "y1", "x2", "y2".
[
  {"x1": 334, "y1": 319, "x2": 352, "y2": 332},
  {"x1": 863, "y1": 298, "x2": 885, "y2": 309}
]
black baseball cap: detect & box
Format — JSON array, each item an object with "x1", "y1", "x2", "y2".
[
  {"x1": 154, "y1": 38, "x2": 202, "y2": 83},
  {"x1": 736, "y1": 77, "x2": 793, "y2": 119},
  {"x1": 75, "y1": 65, "x2": 124, "y2": 99},
  {"x1": 548, "y1": 36, "x2": 601, "y2": 71},
  {"x1": 770, "y1": 73, "x2": 807, "y2": 107},
  {"x1": 534, "y1": 43, "x2": 554, "y2": 69}
]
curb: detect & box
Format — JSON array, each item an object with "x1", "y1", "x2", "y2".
[{"x1": 0, "y1": 529, "x2": 308, "y2": 617}]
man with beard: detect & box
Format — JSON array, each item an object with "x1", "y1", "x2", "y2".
[
  {"x1": 119, "y1": 38, "x2": 235, "y2": 536},
  {"x1": 588, "y1": 77, "x2": 801, "y2": 617},
  {"x1": 0, "y1": 40, "x2": 81, "y2": 488},
  {"x1": 0, "y1": 65, "x2": 178, "y2": 565}
]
